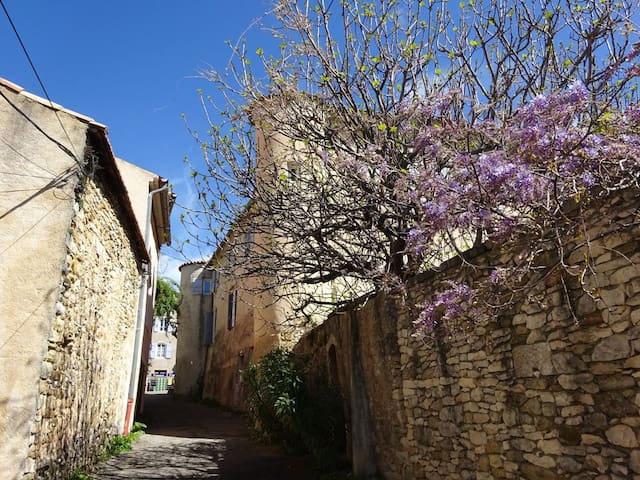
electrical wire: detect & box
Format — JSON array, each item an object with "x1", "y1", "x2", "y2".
[
  {"x1": 0, "y1": 0, "x2": 83, "y2": 166},
  {"x1": 0, "y1": 89, "x2": 79, "y2": 165},
  {"x1": 0, "y1": 171, "x2": 54, "y2": 179},
  {"x1": 0, "y1": 200, "x2": 61, "y2": 256},
  {"x1": 0, "y1": 136, "x2": 57, "y2": 178}
]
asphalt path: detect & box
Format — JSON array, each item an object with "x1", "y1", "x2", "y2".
[{"x1": 93, "y1": 394, "x2": 317, "y2": 480}]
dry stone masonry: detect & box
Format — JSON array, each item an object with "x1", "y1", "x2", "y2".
[
  {"x1": 23, "y1": 175, "x2": 141, "y2": 479},
  {"x1": 296, "y1": 189, "x2": 640, "y2": 480}
]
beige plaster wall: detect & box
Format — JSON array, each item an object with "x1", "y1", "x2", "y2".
[
  {"x1": 202, "y1": 266, "x2": 263, "y2": 410},
  {"x1": 148, "y1": 319, "x2": 178, "y2": 375},
  {"x1": 114, "y1": 158, "x2": 163, "y2": 417},
  {"x1": 0, "y1": 83, "x2": 86, "y2": 479},
  {"x1": 175, "y1": 263, "x2": 211, "y2": 397}
]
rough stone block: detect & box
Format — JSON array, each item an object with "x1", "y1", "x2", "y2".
[
  {"x1": 513, "y1": 343, "x2": 554, "y2": 377},
  {"x1": 551, "y1": 352, "x2": 586, "y2": 374},
  {"x1": 605, "y1": 424, "x2": 639, "y2": 448},
  {"x1": 591, "y1": 334, "x2": 631, "y2": 361},
  {"x1": 596, "y1": 374, "x2": 635, "y2": 391},
  {"x1": 557, "y1": 373, "x2": 593, "y2": 390},
  {"x1": 598, "y1": 287, "x2": 626, "y2": 307},
  {"x1": 631, "y1": 450, "x2": 640, "y2": 474}
]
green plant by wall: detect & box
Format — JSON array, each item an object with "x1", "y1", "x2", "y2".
[
  {"x1": 100, "y1": 422, "x2": 147, "y2": 460},
  {"x1": 67, "y1": 423, "x2": 147, "y2": 479},
  {"x1": 68, "y1": 469, "x2": 92, "y2": 480},
  {"x1": 243, "y1": 348, "x2": 346, "y2": 471}
]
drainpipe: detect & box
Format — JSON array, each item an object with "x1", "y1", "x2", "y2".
[{"x1": 124, "y1": 184, "x2": 169, "y2": 434}]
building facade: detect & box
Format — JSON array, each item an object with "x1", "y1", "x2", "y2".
[
  {"x1": 146, "y1": 316, "x2": 178, "y2": 392},
  {"x1": 174, "y1": 261, "x2": 214, "y2": 397},
  {"x1": 0, "y1": 78, "x2": 172, "y2": 479}
]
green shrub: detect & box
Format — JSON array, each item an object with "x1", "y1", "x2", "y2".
[
  {"x1": 68, "y1": 469, "x2": 92, "y2": 480},
  {"x1": 243, "y1": 348, "x2": 346, "y2": 470},
  {"x1": 101, "y1": 422, "x2": 147, "y2": 459},
  {"x1": 104, "y1": 434, "x2": 133, "y2": 456}
]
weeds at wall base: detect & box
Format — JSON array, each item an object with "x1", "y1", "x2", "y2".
[{"x1": 66, "y1": 422, "x2": 147, "y2": 480}]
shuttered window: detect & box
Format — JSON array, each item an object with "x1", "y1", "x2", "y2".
[{"x1": 227, "y1": 290, "x2": 237, "y2": 330}]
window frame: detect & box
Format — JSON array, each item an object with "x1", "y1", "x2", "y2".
[{"x1": 227, "y1": 289, "x2": 238, "y2": 330}]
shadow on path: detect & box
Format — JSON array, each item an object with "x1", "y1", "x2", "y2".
[{"x1": 93, "y1": 394, "x2": 316, "y2": 480}]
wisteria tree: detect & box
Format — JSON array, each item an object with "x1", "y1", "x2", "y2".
[{"x1": 183, "y1": 0, "x2": 640, "y2": 328}]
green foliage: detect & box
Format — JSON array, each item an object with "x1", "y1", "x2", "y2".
[
  {"x1": 243, "y1": 349, "x2": 346, "y2": 471},
  {"x1": 153, "y1": 277, "x2": 181, "y2": 320},
  {"x1": 131, "y1": 421, "x2": 147, "y2": 433},
  {"x1": 67, "y1": 424, "x2": 147, "y2": 479},
  {"x1": 68, "y1": 469, "x2": 92, "y2": 480},
  {"x1": 104, "y1": 434, "x2": 133, "y2": 456},
  {"x1": 100, "y1": 423, "x2": 147, "y2": 460}
]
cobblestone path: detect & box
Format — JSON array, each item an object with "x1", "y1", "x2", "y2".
[{"x1": 93, "y1": 394, "x2": 316, "y2": 480}]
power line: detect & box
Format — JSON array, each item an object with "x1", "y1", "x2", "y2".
[
  {"x1": 0, "y1": 0, "x2": 52, "y2": 109},
  {"x1": 0, "y1": 136, "x2": 57, "y2": 178},
  {"x1": 0, "y1": 89, "x2": 78, "y2": 163},
  {"x1": 0, "y1": 171, "x2": 55, "y2": 179},
  {"x1": 0, "y1": 0, "x2": 83, "y2": 166}
]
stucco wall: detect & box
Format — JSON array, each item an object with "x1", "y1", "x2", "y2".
[
  {"x1": 114, "y1": 158, "x2": 163, "y2": 417},
  {"x1": 175, "y1": 263, "x2": 211, "y2": 397},
  {"x1": 23, "y1": 173, "x2": 141, "y2": 479},
  {"x1": 296, "y1": 189, "x2": 640, "y2": 480},
  {"x1": 148, "y1": 322, "x2": 178, "y2": 375},
  {"x1": 0, "y1": 82, "x2": 87, "y2": 480},
  {"x1": 202, "y1": 273, "x2": 260, "y2": 410}
]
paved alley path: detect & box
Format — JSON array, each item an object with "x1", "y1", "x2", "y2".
[{"x1": 93, "y1": 394, "x2": 317, "y2": 480}]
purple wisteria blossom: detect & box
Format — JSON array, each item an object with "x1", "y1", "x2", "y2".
[
  {"x1": 414, "y1": 281, "x2": 480, "y2": 334},
  {"x1": 394, "y1": 82, "x2": 640, "y2": 334}
]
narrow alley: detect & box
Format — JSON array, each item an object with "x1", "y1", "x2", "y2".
[{"x1": 93, "y1": 394, "x2": 318, "y2": 480}]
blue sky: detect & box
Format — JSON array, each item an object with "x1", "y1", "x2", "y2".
[{"x1": 1, "y1": 0, "x2": 276, "y2": 281}]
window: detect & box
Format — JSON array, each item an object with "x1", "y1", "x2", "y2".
[
  {"x1": 192, "y1": 277, "x2": 213, "y2": 295},
  {"x1": 212, "y1": 270, "x2": 220, "y2": 291},
  {"x1": 227, "y1": 290, "x2": 238, "y2": 330},
  {"x1": 203, "y1": 310, "x2": 215, "y2": 345},
  {"x1": 153, "y1": 316, "x2": 172, "y2": 332},
  {"x1": 202, "y1": 279, "x2": 213, "y2": 295},
  {"x1": 157, "y1": 343, "x2": 167, "y2": 358},
  {"x1": 154, "y1": 343, "x2": 173, "y2": 359},
  {"x1": 243, "y1": 230, "x2": 254, "y2": 256}
]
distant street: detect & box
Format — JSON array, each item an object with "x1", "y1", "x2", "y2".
[{"x1": 93, "y1": 394, "x2": 317, "y2": 480}]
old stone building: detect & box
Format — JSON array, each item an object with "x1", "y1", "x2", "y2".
[
  {"x1": 175, "y1": 115, "x2": 342, "y2": 409},
  {"x1": 296, "y1": 188, "x2": 640, "y2": 479},
  {"x1": 0, "y1": 78, "x2": 173, "y2": 479},
  {"x1": 196, "y1": 239, "x2": 287, "y2": 410},
  {"x1": 174, "y1": 261, "x2": 214, "y2": 398}
]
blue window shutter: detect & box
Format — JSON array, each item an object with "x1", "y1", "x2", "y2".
[
  {"x1": 192, "y1": 278, "x2": 203, "y2": 294},
  {"x1": 203, "y1": 312, "x2": 214, "y2": 344}
]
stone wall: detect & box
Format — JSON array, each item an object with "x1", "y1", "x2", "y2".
[
  {"x1": 295, "y1": 189, "x2": 640, "y2": 480},
  {"x1": 24, "y1": 174, "x2": 141, "y2": 479}
]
